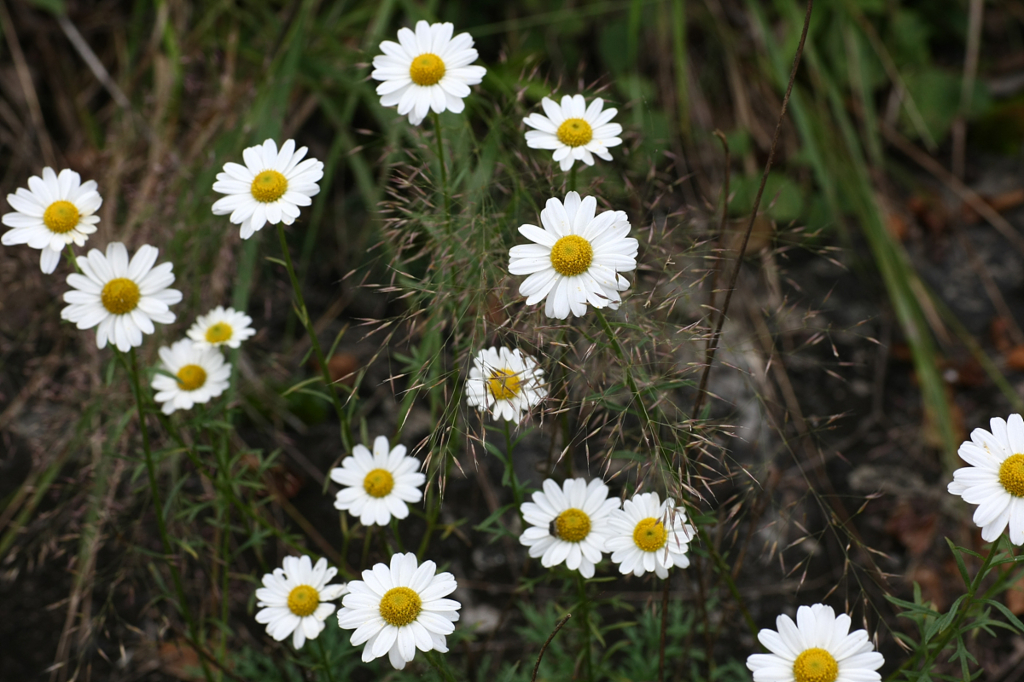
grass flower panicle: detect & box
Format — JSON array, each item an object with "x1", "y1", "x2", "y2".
[
  {"x1": 948, "y1": 413, "x2": 1024, "y2": 544},
  {"x1": 150, "y1": 339, "x2": 231, "y2": 415},
  {"x1": 330, "y1": 436, "x2": 426, "y2": 527},
  {"x1": 186, "y1": 305, "x2": 256, "y2": 349},
  {"x1": 60, "y1": 242, "x2": 181, "y2": 352},
  {"x1": 508, "y1": 191, "x2": 638, "y2": 319},
  {"x1": 465, "y1": 346, "x2": 547, "y2": 422},
  {"x1": 523, "y1": 95, "x2": 623, "y2": 171},
  {"x1": 211, "y1": 139, "x2": 324, "y2": 239},
  {"x1": 255, "y1": 555, "x2": 346, "y2": 650},
  {"x1": 371, "y1": 20, "x2": 486, "y2": 125},
  {"x1": 2, "y1": 167, "x2": 102, "y2": 273},
  {"x1": 606, "y1": 492, "x2": 695, "y2": 579},
  {"x1": 746, "y1": 604, "x2": 883, "y2": 682},
  {"x1": 336, "y1": 552, "x2": 460, "y2": 670},
  {"x1": 519, "y1": 477, "x2": 621, "y2": 578}
]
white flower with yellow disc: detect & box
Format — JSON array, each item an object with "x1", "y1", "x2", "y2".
[
  {"x1": 508, "y1": 191, "x2": 638, "y2": 320},
  {"x1": 337, "y1": 552, "x2": 460, "y2": 670},
  {"x1": 948, "y1": 413, "x2": 1024, "y2": 545},
  {"x1": 371, "y1": 20, "x2": 486, "y2": 126},
  {"x1": 211, "y1": 139, "x2": 324, "y2": 239},
  {"x1": 329, "y1": 436, "x2": 426, "y2": 527},
  {"x1": 465, "y1": 346, "x2": 547, "y2": 422},
  {"x1": 746, "y1": 604, "x2": 883, "y2": 682},
  {"x1": 60, "y1": 242, "x2": 181, "y2": 352},
  {"x1": 606, "y1": 492, "x2": 694, "y2": 579},
  {"x1": 186, "y1": 305, "x2": 256, "y2": 349},
  {"x1": 519, "y1": 478, "x2": 620, "y2": 578},
  {"x1": 255, "y1": 555, "x2": 346, "y2": 650},
  {"x1": 523, "y1": 95, "x2": 623, "y2": 171},
  {"x1": 2, "y1": 167, "x2": 102, "y2": 274},
  {"x1": 150, "y1": 339, "x2": 231, "y2": 415}
]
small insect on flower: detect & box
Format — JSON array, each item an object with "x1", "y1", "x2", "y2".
[
  {"x1": 746, "y1": 604, "x2": 883, "y2": 682},
  {"x1": 606, "y1": 492, "x2": 695, "y2": 579},
  {"x1": 187, "y1": 305, "x2": 256, "y2": 349},
  {"x1": 255, "y1": 555, "x2": 346, "y2": 650},
  {"x1": 948, "y1": 413, "x2": 1024, "y2": 545},
  {"x1": 371, "y1": 20, "x2": 487, "y2": 126},
  {"x1": 330, "y1": 436, "x2": 426, "y2": 527},
  {"x1": 60, "y1": 242, "x2": 182, "y2": 352},
  {"x1": 2, "y1": 167, "x2": 102, "y2": 273},
  {"x1": 465, "y1": 346, "x2": 547, "y2": 422},
  {"x1": 508, "y1": 191, "x2": 638, "y2": 319},
  {"x1": 523, "y1": 95, "x2": 623, "y2": 171},
  {"x1": 337, "y1": 552, "x2": 461, "y2": 670},
  {"x1": 151, "y1": 339, "x2": 232, "y2": 415},
  {"x1": 211, "y1": 139, "x2": 324, "y2": 239},
  {"x1": 519, "y1": 478, "x2": 621, "y2": 578}
]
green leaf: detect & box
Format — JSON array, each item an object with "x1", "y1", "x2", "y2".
[{"x1": 983, "y1": 599, "x2": 1024, "y2": 634}]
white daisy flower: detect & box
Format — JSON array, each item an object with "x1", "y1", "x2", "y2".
[
  {"x1": 337, "y1": 552, "x2": 460, "y2": 670},
  {"x1": 255, "y1": 555, "x2": 346, "y2": 650},
  {"x1": 330, "y1": 436, "x2": 426, "y2": 527},
  {"x1": 519, "y1": 478, "x2": 621, "y2": 578},
  {"x1": 746, "y1": 604, "x2": 884, "y2": 682},
  {"x1": 508, "y1": 191, "x2": 638, "y2": 320},
  {"x1": 523, "y1": 95, "x2": 623, "y2": 171},
  {"x1": 606, "y1": 492, "x2": 695, "y2": 579},
  {"x1": 60, "y1": 242, "x2": 182, "y2": 352},
  {"x1": 465, "y1": 346, "x2": 547, "y2": 422},
  {"x1": 211, "y1": 139, "x2": 324, "y2": 239},
  {"x1": 948, "y1": 413, "x2": 1024, "y2": 545},
  {"x1": 2, "y1": 167, "x2": 102, "y2": 274},
  {"x1": 186, "y1": 305, "x2": 256, "y2": 349},
  {"x1": 150, "y1": 339, "x2": 232, "y2": 415},
  {"x1": 371, "y1": 20, "x2": 487, "y2": 126}
]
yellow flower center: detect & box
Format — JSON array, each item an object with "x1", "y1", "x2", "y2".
[
  {"x1": 100, "y1": 278, "x2": 141, "y2": 315},
  {"x1": 549, "y1": 235, "x2": 593, "y2": 277},
  {"x1": 1000, "y1": 454, "x2": 1024, "y2": 497},
  {"x1": 205, "y1": 322, "x2": 234, "y2": 344},
  {"x1": 556, "y1": 118, "x2": 593, "y2": 147},
  {"x1": 287, "y1": 585, "x2": 320, "y2": 617},
  {"x1": 43, "y1": 200, "x2": 80, "y2": 234},
  {"x1": 379, "y1": 586, "x2": 422, "y2": 627},
  {"x1": 633, "y1": 517, "x2": 668, "y2": 552},
  {"x1": 793, "y1": 648, "x2": 838, "y2": 682},
  {"x1": 250, "y1": 170, "x2": 288, "y2": 203},
  {"x1": 409, "y1": 53, "x2": 446, "y2": 86},
  {"x1": 488, "y1": 368, "x2": 522, "y2": 401},
  {"x1": 363, "y1": 468, "x2": 395, "y2": 498},
  {"x1": 554, "y1": 508, "x2": 591, "y2": 543},
  {"x1": 176, "y1": 364, "x2": 207, "y2": 391}
]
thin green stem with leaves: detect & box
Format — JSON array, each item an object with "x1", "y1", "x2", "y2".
[
  {"x1": 316, "y1": 637, "x2": 337, "y2": 682},
  {"x1": 576, "y1": 573, "x2": 594, "y2": 682},
  {"x1": 424, "y1": 649, "x2": 459, "y2": 682},
  {"x1": 431, "y1": 111, "x2": 452, "y2": 231}
]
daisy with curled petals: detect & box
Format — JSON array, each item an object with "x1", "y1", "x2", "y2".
[
  {"x1": 746, "y1": 603, "x2": 884, "y2": 682},
  {"x1": 606, "y1": 492, "x2": 695, "y2": 579},
  {"x1": 330, "y1": 436, "x2": 426, "y2": 527},
  {"x1": 519, "y1": 478, "x2": 621, "y2": 578},
  {"x1": 524, "y1": 95, "x2": 623, "y2": 171},
  {"x1": 60, "y1": 242, "x2": 181, "y2": 352},
  {"x1": 186, "y1": 305, "x2": 255, "y2": 349},
  {"x1": 211, "y1": 139, "x2": 324, "y2": 239},
  {"x1": 2, "y1": 167, "x2": 102, "y2": 273},
  {"x1": 255, "y1": 555, "x2": 346, "y2": 650},
  {"x1": 948, "y1": 413, "x2": 1024, "y2": 545},
  {"x1": 508, "y1": 191, "x2": 638, "y2": 320},
  {"x1": 150, "y1": 339, "x2": 232, "y2": 415},
  {"x1": 337, "y1": 552, "x2": 460, "y2": 670},
  {"x1": 465, "y1": 346, "x2": 547, "y2": 422},
  {"x1": 371, "y1": 20, "x2": 487, "y2": 126}
]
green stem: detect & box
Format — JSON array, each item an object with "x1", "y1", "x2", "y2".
[
  {"x1": 361, "y1": 524, "x2": 374, "y2": 569},
  {"x1": 576, "y1": 573, "x2": 593, "y2": 682},
  {"x1": 125, "y1": 349, "x2": 213, "y2": 682},
  {"x1": 502, "y1": 419, "x2": 523, "y2": 508},
  {"x1": 423, "y1": 649, "x2": 458, "y2": 682},
  {"x1": 276, "y1": 223, "x2": 353, "y2": 450},
  {"x1": 214, "y1": 428, "x2": 232, "y2": 677},
  {"x1": 316, "y1": 637, "x2": 337, "y2": 682},
  {"x1": 65, "y1": 244, "x2": 81, "y2": 273},
  {"x1": 568, "y1": 165, "x2": 577, "y2": 193},
  {"x1": 431, "y1": 111, "x2": 452, "y2": 231}
]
